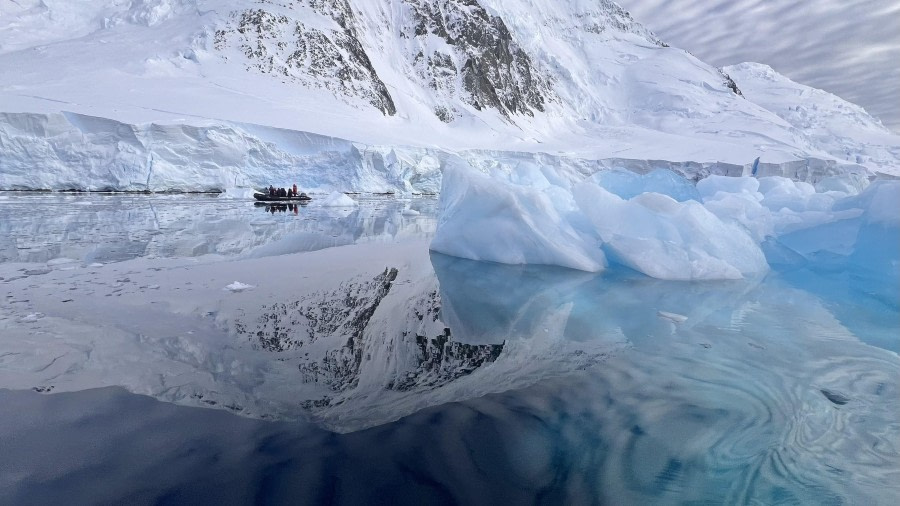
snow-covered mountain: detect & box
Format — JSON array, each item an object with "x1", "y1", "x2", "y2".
[
  {"x1": 725, "y1": 62, "x2": 900, "y2": 174},
  {"x1": 0, "y1": 0, "x2": 898, "y2": 192}
]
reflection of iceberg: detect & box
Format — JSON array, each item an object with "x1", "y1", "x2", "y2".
[
  {"x1": 432, "y1": 252, "x2": 597, "y2": 344},
  {"x1": 433, "y1": 251, "x2": 760, "y2": 347}
]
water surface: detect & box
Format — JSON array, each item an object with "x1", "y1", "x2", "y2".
[{"x1": 0, "y1": 193, "x2": 897, "y2": 505}]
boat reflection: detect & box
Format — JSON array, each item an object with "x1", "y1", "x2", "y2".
[{"x1": 255, "y1": 201, "x2": 307, "y2": 214}]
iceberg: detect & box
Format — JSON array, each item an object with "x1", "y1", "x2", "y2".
[
  {"x1": 319, "y1": 192, "x2": 358, "y2": 207},
  {"x1": 431, "y1": 160, "x2": 899, "y2": 282},
  {"x1": 430, "y1": 163, "x2": 607, "y2": 272}
]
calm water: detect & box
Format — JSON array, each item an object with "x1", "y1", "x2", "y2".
[
  {"x1": 0, "y1": 193, "x2": 898, "y2": 505},
  {"x1": 0, "y1": 192, "x2": 437, "y2": 264}
]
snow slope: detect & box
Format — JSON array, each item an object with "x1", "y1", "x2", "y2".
[
  {"x1": 725, "y1": 63, "x2": 900, "y2": 177},
  {"x1": 1, "y1": 0, "x2": 898, "y2": 191}
]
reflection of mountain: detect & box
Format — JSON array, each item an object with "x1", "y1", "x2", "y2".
[
  {"x1": 239, "y1": 266, "x2": 505, "y2": 394},
  {"x1": 228, "y1": 252, "x2": 626, "y2": 429},
  {"x1": 3, "y1": 245, "x2": 898, "y2": 504},
  {"x1": 2, "y1": 237, "x2": 897, "y2": 435},
  {"x1": 1, "y1": 237, "x2": 628, "y2": 431}
]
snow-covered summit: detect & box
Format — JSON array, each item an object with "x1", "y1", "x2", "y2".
[
  {"x1": 0, "y1": 0, "x2": 898, "y2": 191},
  {"x1": 725, "y1": 62, "x2": 900, "y2": 176}
]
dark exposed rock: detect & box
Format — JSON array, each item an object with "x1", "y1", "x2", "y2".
[
  {"x1": 404, "y1": 0, "x2": 554, "y2": 118},
  {"x1": 581, "y1": 1, "x2": 667, "y2": 46},
  {"x1": 718, "y1": 68, "x2": 744, "y2": 97},
  {"x1": 215, "y1": 0, "x2": 396, "y2": 115}
]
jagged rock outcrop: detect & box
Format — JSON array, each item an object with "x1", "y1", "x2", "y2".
[
  {"x1": 401, "y1": 0, "x2": 554, "y2": 120},
  {"x1": 213, "y1": 0, "x2": 554, "y2": 121},
  {"x1": 215, "y1": 0, "x2": 396, "y2": 115},
  {"x1": 718, "y1": 68, "x2": 743, "y2": 96}
]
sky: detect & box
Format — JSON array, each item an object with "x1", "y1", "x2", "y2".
[{"x1": 617, "y1": 0, "x2": 900, "y2": 132}]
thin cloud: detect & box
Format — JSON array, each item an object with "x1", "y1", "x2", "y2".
[{"x1": 617, "y1": 0, "x2": 900, "y2": 131}]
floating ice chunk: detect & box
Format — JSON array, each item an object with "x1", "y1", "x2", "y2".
[
  {"x1": 657, "y1": 311, "x2": 688, "y2": 323},
  {"x1": 88, "y1": 262, "x2": 105, "y2": 268},
  {"x1": 19, "y1": 313, "x2": 45, "y2": 323},
  {"x1": 401, "y1": 208, "x2": 420, "y2": 216},
  {"x1": 319, "y1": 192, "x2": 358, "y2": 207},
  {"x1": 430, "y1": 163, "x2": 607, "y2": 272},
  {"x1": 432, "y1": 164, "x2": 889, "y2": 282},
  {"x1": 224, "y1": 281, "x2": 254, "y2": 292},
  {"x1": 219, "y1": 188, "x2": 257, "y2": 199},
  {"x1": 593, "y1": 169, "x2": 700, "y2": 202},
  {"x1": 47, "y1": 257, "x2": 78, "y2": 266}
]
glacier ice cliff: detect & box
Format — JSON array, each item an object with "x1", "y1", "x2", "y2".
[{"x1": 0, "y1": 110, "x2": 879, "y2": 194}]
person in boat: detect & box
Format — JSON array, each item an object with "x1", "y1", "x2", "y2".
[
  {"x1": 292, "y1": 183, "x2": 298, "y2": 197},
  {"x1": 269, "y1": 185, "x2": 275, "y2": 197}
]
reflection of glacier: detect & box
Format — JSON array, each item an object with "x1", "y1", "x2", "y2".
[{"x1": 0, "y1": 194, "x2": 437, "y2": 264}]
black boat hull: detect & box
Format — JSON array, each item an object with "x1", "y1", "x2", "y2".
[{"x1": 253, "y1": 192, "x2": 311, "y2": 202}]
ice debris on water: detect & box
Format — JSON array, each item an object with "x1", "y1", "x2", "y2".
[
  {"x1": 224, "y1": 281, "x2": 254, "y2": 293},
  {"x1": 319, "y1": 192, "x2": 358, "y2": 207},
  {"x1": 657, "y1": 311, "x2": 688, "y2": 323},
  {"x1": 19, "y1": 313, "x2": 45, "y2": 323},
  {"x1": 46, "y1": 258, "x2": 78, "y2": 266}
]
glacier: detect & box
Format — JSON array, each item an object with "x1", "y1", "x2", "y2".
[{"x1": 0, "y1": 110, "x2": 879, "y2": 194}]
